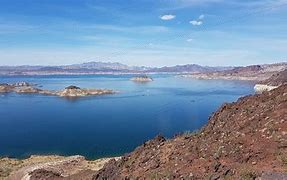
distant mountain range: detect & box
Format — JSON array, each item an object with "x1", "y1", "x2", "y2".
[
  {"x1": 0, "y1": 61, "x2": 230, "y2": 75},
  {"x1": 0, "y1": 61, "x2": 285, "y2": 76}
]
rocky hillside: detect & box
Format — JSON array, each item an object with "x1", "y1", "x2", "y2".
[
  {"x1": 94, "y1": 85, "x2": 287, "y2": 179},
  {"x1": 0, "y1": 155, "x2": 118, "y2": 180},
  {"x1": 260, "y1": 69, "x2": 287, "y2": 86}
]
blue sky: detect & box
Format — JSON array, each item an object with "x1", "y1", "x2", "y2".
[{"x1": 0, "y1": 0, "x2": 286, "y2": 67}]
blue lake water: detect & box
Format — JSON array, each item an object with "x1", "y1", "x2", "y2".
[{"x1": 0, "y1": 75, "x2": 255, "y2": 159}]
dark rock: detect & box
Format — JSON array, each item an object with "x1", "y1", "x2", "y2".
[{"x1": 65, "y1": 85, "x2": 81, "y2": 90}]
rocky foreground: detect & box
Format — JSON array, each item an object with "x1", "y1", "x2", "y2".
[
  {"x1": 0, "y1": 83, "x2": 115, "y2": 97},
  {"x1": 0, "y1": 155, "x2": 119, "y2": 180},
  {"x1": 94, "y1": 85, "x2": 287, "y2": 179}
]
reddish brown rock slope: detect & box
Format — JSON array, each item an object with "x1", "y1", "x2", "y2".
[
  {"x1": 94, "y1": 85, "x2": 287, "y2": 179},
  {"x1": 260, "y1": 69, "x2": 287, "y2": 86}
]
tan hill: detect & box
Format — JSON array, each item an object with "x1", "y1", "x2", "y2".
[{"x1": 94, "y1": 85, "x2": 287, "y2": 179}]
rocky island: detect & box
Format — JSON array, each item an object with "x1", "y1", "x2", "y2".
[
  {"x1": 57, "y1": 86, "x2": 115, "y2": 97},
  {"x1": 0, "y1": 83, "x2": 115, "y2": 97},
  {"x1": 131, "y1": 75, "x2": 153, "y2": 82}
]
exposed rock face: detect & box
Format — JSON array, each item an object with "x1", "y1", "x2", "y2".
[
  {"x1": 0, "y1": 83, "x2": 115, "y2": 97},
  {"x1": 14, "y1": 87, "x2": 45, "y2": 94},
  {"x1": 260, "y1": 69, "x2": 287, "y2": 87},
  {"x1": 0, "y1": 83, "x2": 14, "y2": 93},
  {"x1": 57, "y1": 87, "x2": 114, "y2": 97},
  {"x1": 0, "y1": 82, "x2": 36, "y2": 93},
  {"x1": 65, "y1": 86, "x2": 81, "y2": 90},
  {"x1": 94, "y1": 85, "x2": 287, "y2": 179},
  {"x1": 131, "y1": 76, "x2": 153, "y2": 82}
]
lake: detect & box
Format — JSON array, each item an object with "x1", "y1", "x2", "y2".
[{"x1": 0, "y1": 75, "x2": 255, "y2": 159}]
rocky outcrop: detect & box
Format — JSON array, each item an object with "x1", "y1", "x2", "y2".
[
  {"x1": 0, "y1": 155, "x2": 119, "y2": 180},
  {"x1": 14, "y1": 87, "x2": 49, "y2": 94},
  {"x1": 57, "y1": 86, "x2": 114, "y2": 97},
  {"x1": 0, "y1": 83, "x2": 14, "y2": 93},
  {"x1": 260, "y1": 69, "x2": 287, "y2": 87},
  {"x1": 94, "y1": 85, "x2": 287, "y2": 179},
  {"x1": 0, "y1": 83, "x2": 115, "y2": 97},
  {"x1": 131, "y1": 76, "x2": 153, "y2": 82}
]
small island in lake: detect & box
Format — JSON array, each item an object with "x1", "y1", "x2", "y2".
[
  {"x1": 57, "y1": 85, "x2": 115, "y2": 97},
  {"x1": 131, "y1": 75, "x2": 153, "y2": 82},
  {"x1": 0, "y1": 82, "x2": 115, "y2": 97}
]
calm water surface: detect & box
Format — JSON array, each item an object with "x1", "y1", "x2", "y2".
[{"x1": 0, "y1": 75, "x2": 255, "y2": 159}]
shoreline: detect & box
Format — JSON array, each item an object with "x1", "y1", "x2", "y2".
[{"x1": 0, "y1": 154, "x2": 120, "y2": 179}]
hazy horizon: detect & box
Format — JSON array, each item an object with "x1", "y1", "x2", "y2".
[
  {"x1": 0, "y1": 60, "x2": 286, "y2": 68},
  {"x1": 0, "y1": 0, "x2": 286, "y2": 67}
]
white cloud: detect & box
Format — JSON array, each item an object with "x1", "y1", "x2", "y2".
[
  {"x1": 160, "y1": 14, "x2": 176, "y2": 20},
  {"x1": 199, "y1": 14, "x2": 205, "y2": 20},
  {"x1": 189, "y1": 20, "x2": 203, "y2": 26},
  {"x1": 187, "y1": 38, "x2": 193, "y2": 42},
  {"x1": 189, "y1": 14, "x2": 205, "y2": 26}
]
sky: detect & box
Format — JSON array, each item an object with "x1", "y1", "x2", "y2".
[{"x1": 0, "y1": 0, "x2": 286, "y2": 67}]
